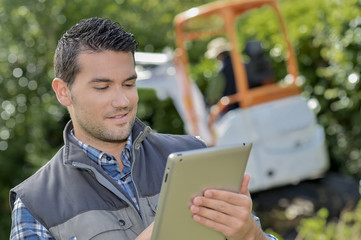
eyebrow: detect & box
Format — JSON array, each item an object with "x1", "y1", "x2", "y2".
[
  {"x1": 126, "y1": 74, "x2": 138, "y2": 81},
  {"x1": 89, "y1": 74, "x2": 138, "y2": 84}
]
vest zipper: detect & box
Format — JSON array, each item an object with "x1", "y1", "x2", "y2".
[{"x1": 131, "y1": 126, "x2": 152, "y2": 226}]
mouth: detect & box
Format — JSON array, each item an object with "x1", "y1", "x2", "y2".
[
  {"x1": 111, "y1": 114, "x2": 127, "y2": 119},
  {"x1": 107, "y1": 112, "x2": 128, "y2": 122}
]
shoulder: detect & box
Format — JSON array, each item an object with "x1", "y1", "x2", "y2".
[
  {"x1": 10, "y1": 148, "x2": 64, "y2": 210},
  {"x1": 132, "y1": 118, "x2": 207, "y2": 152},
  {"x1": 148, "y1": 132, "x2": 207, "y2": 150}
]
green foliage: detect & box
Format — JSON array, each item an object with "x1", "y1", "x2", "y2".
[
  {"x1": 137, "y1": 89, "x2": 184, "y2": 134},
  {"x1": 280, "y1": 0, "x2": 361, "y2": 178},
  {"x1": 296, "y1": 201, "x2": 361, "y2": 240}
]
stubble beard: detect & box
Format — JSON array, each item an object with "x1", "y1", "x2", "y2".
[
  {"x1": 79, "y1": 115, "x2": 135, "y2": 144},
  {"x1": 73, "y1": 105, "x2": 137, "y2": 144}
]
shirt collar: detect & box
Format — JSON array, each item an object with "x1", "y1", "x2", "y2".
[{"x1": 70, "y1": 130, "x2": 133, "y2": 166}]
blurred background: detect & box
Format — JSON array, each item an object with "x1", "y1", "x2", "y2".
[{"x1": 0, "y1": 0, "x2": 361, "y2": 239}]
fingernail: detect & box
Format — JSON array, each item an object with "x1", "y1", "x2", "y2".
[
  {"x1": 193, "y1": 215, "x2": 201, "y2": 222},
  {"x1": 194, "y1": 197, "x2": 203, "y2": 205},
  {"x1": 204, "y1": 190, "x2": 212, "y2": 197},
  {"x1": 191, "y1": 206, "x2": 199, "y2": 213}
]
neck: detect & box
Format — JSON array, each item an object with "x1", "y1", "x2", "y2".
[{"x1": 75, "y1": 132, "x2": 127, "y2": 163}]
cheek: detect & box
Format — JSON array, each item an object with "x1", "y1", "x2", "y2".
[
  {"x1": 131, "y1": 90, "x2": 139, "y2": 106},
  {"x1": 77, "y1": 94, "x2": 107, "y2": 114}
]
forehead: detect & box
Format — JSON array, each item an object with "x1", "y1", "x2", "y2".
[{"x1": 76, "y1": 50, "x2": 135, "y2": 79}]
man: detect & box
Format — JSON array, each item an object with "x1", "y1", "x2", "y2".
[
  {"x1": 243, "y1": 40, "x2": 274, "y2": 88},
  {"x1": 205, "y1": 38, "x2": 274, "y2": 112},
  {"x1": 205, "y1": 37, "x2": 239, "y2": 111},
  {"x1": 10, "y1": 17, "x2": 277, "y2": 240}
]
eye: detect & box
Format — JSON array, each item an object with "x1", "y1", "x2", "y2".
[
  {"x1": 124, "y1": 81, "x2": 136, "y2": 87},
  {"x1": 94, "y1": 86, "x2": 109, "y2": 90}
]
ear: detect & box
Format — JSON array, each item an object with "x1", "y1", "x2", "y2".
[{"x1": 52, "y1": 78, "x2": 72, "y2": 106}]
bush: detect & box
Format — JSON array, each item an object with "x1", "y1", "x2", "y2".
[{"x1": 296, "y1": 201, "x2": 361, "y2": 240}]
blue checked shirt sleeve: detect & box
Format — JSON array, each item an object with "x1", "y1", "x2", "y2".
[
  {"x1": 266, "y1": 234, "x2": 278, "y2": 240},
  {"x1": 10, "y1": 197, "x2": 55, "y2": 240},
  {"x1": 253, "y1": 215, "x2": 278, "y2": 240}
]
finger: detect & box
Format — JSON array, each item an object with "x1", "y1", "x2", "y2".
[
  {"x1": 192, "y1": 211, "x2": 234, "y2": 236},
  {"x1": 192, "y1": 195, "x2": 232, "y2": 216},
  {"x1": 240, "y1": 173, "x2": 251, "y2": 197},
  {"x1": 190, "y1": 201, "x2": 239, "y2": 229},
  {"x1": 191, "y1": 203, "x2": 252, "y2": 238},
  {"x1": 192, "y1": 193, "x2": 251, "y2": 217},
  {"x1": 201, "y1": 189, "x2": 252, "y2": 209}
]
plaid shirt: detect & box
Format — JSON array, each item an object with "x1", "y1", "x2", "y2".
[{"x1": 10, "y1": 132, "x2": 137, "y2": 240}]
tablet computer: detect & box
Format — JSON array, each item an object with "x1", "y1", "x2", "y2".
[{"x1": 151, "y1": 142, "x2": 252, "y2": 240}]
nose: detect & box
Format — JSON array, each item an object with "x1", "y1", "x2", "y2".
[{"x1": 111, "y1": 88, "x2": 129, "y2": 108}]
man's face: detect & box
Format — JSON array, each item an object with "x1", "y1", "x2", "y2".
[{"x1": 67, "y1": 51, "x2": 138, "y2": 146}]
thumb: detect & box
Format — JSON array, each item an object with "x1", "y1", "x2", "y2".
[{"x1": 240, "y1": 173, "x2": 251, "y2": 197}]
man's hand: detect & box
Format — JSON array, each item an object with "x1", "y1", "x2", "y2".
[
  {"x1": 135, "y1": 222, "x2": 154, "y2": 240},
  {"x1": 189, "y1": 174, "x2": 267, "y2": 240}
]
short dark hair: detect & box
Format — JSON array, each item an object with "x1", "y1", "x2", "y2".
[{"x1": 54, "y1": 17, "x2": 138, "y2": 88}]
